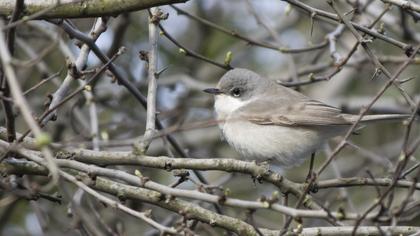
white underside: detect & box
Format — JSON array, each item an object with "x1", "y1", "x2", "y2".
[{"x1": 223, "y1": 120, "x2": 335, "y2": 167}]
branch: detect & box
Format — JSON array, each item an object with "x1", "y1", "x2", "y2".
[
  {"x1": 43, "y1": 18, "x2": 107, "y2": 127},
  {"x1": 380, "y1": 0, "x2": 420, "y2": 13},
  {"x1": 283, "y1": 0, "x2": 414, "y2": 54},
  {"x1": 0, "y1": 0, "x2": 190, "y2": 19},
  {"x1": 171, "y1": 5, "x2": 328, "y2": 54},
  {"x1": 158, "y1": 20, "x2": 232, "y2": 70},
  {"x1": 58, "y1": 148, "x2": 303, "y2": 196},
  {"x1": 317, "y1": 177, "x2": 420, "y2": 190},
  {"x1": 135, "y1": 8, "x2": 161, "y2": 152}
]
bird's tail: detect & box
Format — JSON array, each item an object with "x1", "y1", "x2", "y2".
[{"x1": 344, "y1": 114, "x2": 411, "y2": 123}]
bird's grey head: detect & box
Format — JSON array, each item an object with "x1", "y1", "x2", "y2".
[{"x1": 203, "y1": 68, "x2": 270, "y2": 101}]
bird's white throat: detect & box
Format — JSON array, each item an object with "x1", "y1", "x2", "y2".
[{"x1": 214, "y1": 95, "x2": 249, "y2": 121}]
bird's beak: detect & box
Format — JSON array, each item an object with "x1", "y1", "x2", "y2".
[{"x1": 203, "y1": 88, "x2": 222, "y2": 95}]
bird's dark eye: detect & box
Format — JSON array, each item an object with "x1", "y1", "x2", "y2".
[{"x1": 230, "y1": 87, "x2": 242, "y2": 97}]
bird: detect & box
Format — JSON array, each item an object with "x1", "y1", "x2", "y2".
[{"x1": 203, "y1": 68, "x2": 409, "y2": 167}]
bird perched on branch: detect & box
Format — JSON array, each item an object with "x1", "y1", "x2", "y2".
[{"x1": 204, "y1": 68, "x2": 410, "y2": 167}]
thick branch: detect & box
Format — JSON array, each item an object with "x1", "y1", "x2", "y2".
[
  {"x1": 61, "y1": 148, "x2": 303, "y2": 196},
  {"x1": 380, "y1": 0, "x2": 420, "y2": 13},
  {"x1": 0, "y1": 0, "x2": 189, "y2": 19}
]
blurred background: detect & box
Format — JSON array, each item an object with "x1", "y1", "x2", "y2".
[{"x1": 1, "y1": 0, "x2": 420, "y2": 235}]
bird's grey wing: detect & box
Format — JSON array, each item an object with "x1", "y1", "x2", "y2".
[{"x1": 237, "y1": 99, "x2": 352, "y2": 126}]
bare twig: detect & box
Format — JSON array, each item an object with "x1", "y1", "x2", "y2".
[
  {"x1": 171, "y1": 5, "x2": 329, "y2": 54},
  {"x1": 380, "y1": 0, "x2": 420, "y2": 13},
  {"x1": 158, "y1": 21, "x2": 232, "y2": 70},
  {"x1": 135, "y1": 8, "x2": 161, "y2": 153}
]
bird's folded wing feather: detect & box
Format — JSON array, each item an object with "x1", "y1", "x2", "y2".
[{"x1": 236, "y1": 99, "x2": 352, "y2": 126}]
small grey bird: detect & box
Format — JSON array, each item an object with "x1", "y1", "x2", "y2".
[{"x1": 204, "y1": 68, "x2": 408, "y2": 167}]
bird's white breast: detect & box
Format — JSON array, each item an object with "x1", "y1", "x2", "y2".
[{"x1": 222, "y1": 119, "x2": 329, "y2": 167}]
